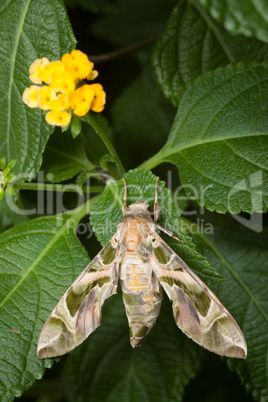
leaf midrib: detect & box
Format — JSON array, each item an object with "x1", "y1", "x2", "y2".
[
  {"x1": 0, "y1": 219, "x2": 69, "y2": 310},
  {"x1": 160, "y1": 132, "x2": 268, "y2": 167},
  {"x1": 192, "y1": 0, "x2": 236, "y2": 63},
  {"x1": 6, "y1": 0, "x2": 32, "y2": 160},
  {"x1": 0, "y1": 196, "x2": 95, "y2": 309}
]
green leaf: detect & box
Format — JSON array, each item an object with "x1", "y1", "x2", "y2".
[
  {"x1": 90, "y1": 168, "x2": 224, "y2": 284},
  {"x1": 0, "y1": 0, "x2": 76, "y2": 181},
  {"x1": 75, "y1": 170, "x2": 89, "y2": 195},
  {"x1": 42, "y1": 129, "x2": 93, "y2": 183},
  {"x1": 200, "y1": 0, "x2": 268, "y2": 44},
  {"x1": 0, "y1": 213, "x2": 90, "y2": 400},
  {"x1": 61, "y1": 120, "x2": 71, "y2": 133},
  {"x1": 0, "y1": 157, "x2": 6, "y2": 170},
  {"x1": 153, "y1": 62, "x2": 268, "y2": 214},
  {"x1": 5, "y1": 185, "x2": 16, "y2": 196},
  {"x1": 71, "y1": 115, "x2": 82, "y2": 138},
  {"x1": 99, "y1": 154, "x2": 116, "y2": 172},
  {"x1": 153, "y1": 1, "x2": 268, "y2": 105},
  {"x1": 6, "y1": 160, "x2": 17, "y2": 172},
  {"x1": 6, "y1": 173, "x2": 16, "y2": 183},
  {"x1": 65, "y1": 293, "x2": 205, "y2": 402},
  {"x1": 194, "y1": 226, "x2": 268, "y2": 402}
]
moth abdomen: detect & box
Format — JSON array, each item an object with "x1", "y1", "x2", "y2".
[
  {"x1": 129, "y1": 323, "x2": 150, "y2": 347},
  {"x1": 126, "y1": 302, "x2": 162, "y2": 348},
  {"x1": 121, "y1": 279, "x2": 162, "y2": 347}
]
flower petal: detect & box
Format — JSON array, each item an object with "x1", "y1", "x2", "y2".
[
  {"x1": 29, "y1": 57, "x2": 50, "y2": 84},
  {"x1": 70, "y1": 85, "x2": 95, "y2": 116},
  {"x1": 45, "y1": 111, "x2": 71, "y2": 127},
  {"x1": 50, "y1": 92, "x2": 70, "y2": 112},
  {"x1": 39, "y1": 86, "x2": 57, "y2": 110},
  {"x1": 49, "y1": 70, "x2": 76, "y2": 93},
  {"x1": 62, "y1": 50, "x2": 94, "y2": 80},
  {"x1": 42, "y1": 61, "x2": 65, "y2": 85},
  {"x1": 22, "y1": 85, "x2": 40, "y2": 108},
  {"x1": 90, "y1": 83, "x2": 106, "y2": 112}
]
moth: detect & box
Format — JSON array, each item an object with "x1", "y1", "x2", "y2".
[{"x1": 37, "y1": 178, "x2": 247, "y2": 359}]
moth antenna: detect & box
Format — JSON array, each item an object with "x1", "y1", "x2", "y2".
[
  {"x1": 154, "y1": 177, "x2": 159, "y2": 222},
  {"x1": 123, "y1": 178, "x2": 127, "y2": 215}
]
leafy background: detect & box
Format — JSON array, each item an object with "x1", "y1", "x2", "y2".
[{"x1": 0, "y1": 0, "x2": 267, "y2": 401}]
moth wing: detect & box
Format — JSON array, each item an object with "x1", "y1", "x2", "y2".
[
  {"x1": 150, "y1": 234, "x2": 247, "y2": 358},
  {"x1": 37, "y1": 239, "x2": 119, "y2": 359}
]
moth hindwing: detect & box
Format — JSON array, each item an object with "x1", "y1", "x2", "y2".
[{"x1": 37, "y1": 178, "x2": 247, "y2": 359}]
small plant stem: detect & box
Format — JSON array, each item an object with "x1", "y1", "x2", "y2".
[
  {"x1": 83, "y1": 114, "x2": 125, "y2": 177},
  {"x1": 13, "y1": 182, "x2": 104, "y2": 193},
  {"x1": 89, "y1": 33, "x2": 160, "y2": 63}
]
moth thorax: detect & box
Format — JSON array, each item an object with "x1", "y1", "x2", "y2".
[{"x1": 124, "y1": 219, "x2": 144, "y2": 252}]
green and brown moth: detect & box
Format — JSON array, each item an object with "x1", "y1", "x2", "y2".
[{"x1": 37, "y1": 179, "x2": 247, "y2": 359}]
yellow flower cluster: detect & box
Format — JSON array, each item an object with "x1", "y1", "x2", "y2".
[{"x1": 22, "y1": 50, "x2": 106, "y2": 127}]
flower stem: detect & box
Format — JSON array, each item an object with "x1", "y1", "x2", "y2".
[{"x1": 83, "y1": 114, "x2": 125, "y2": 177}]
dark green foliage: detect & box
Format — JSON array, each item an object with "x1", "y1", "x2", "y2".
[{"x1": 0, "y1": 0, "x2": 267, "y2": 401}]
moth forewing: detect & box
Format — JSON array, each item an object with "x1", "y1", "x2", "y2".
[
  {"x1": 37, "y1": 239, "x2": 119, "y2": 359},
  {"x1": 149, "y1": 232, "x2": 247, "y2": 359}
]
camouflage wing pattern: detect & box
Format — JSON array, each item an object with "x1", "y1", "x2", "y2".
[
  {"x1": 37, "y1": 240, "x2": 119, "y2": 358},
  {"x1": 37, "y1": 190, "x2": 247, "y2": 359},
  {"x1": 150, "y1": 232, "x2": 247, "y2": 358}
]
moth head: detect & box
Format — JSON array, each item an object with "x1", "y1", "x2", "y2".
[{"x1": 126, "y1": 201, "x2": 160, "y2": 221}]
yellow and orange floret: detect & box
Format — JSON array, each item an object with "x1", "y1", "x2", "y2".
[{"x1": 22, "y1": 50, "x2": 106, "y2": 127}]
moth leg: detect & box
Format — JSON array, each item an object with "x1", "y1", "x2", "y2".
[
  {"x1": 154, "y1": 177, "x2": 159, "y2": 222},
  {"x1": 123, "y1": 178, "x2": 127, "y2": 214},
  {"x1": 155, "y1": 224, "x2": 184, "y2": 243}
]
